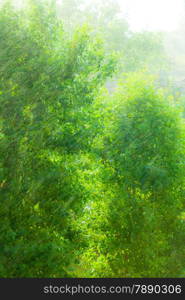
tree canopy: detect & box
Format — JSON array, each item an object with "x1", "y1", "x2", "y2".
[{"x1": 0, "y1": 0, "x2": 185, "y2": 278}]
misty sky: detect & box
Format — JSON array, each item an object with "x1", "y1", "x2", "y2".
[
  {"x1": 5, "y1": 0, "x2": 185, "y2": 32},
  {"x1": 119, "y1": 0, "x2": 184, "y2": 32}
]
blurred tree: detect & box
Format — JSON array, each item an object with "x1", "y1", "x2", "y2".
[
  {"x1": 0, "y1": 0, "x2": 116, "y2": 277},
  {"x1": 72, "y1": 73, "x2": 185, "y2": 277}
]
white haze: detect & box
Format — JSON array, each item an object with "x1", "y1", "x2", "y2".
[
  {"x1": 2, "y1": 0, "x2": 185, "y2": 82},
  {"x1": 3, "y1": 0, "x2": 185, "y2": 32},
  {"x1": 119, "y1": 0, "x2": 184, "y2": 32},
  {"x1": 82, "y1": 0, "x2": 184, "y2": 32}
]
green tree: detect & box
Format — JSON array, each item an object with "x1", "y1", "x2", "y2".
[
  {"x1": 105, "y1": 73, "x2": 185, "y2": 277},
  {"x1": 72, "y1": 73, "x2": 185, "y2": 277},
  {"x1": 0, "y1": 0, "x2": 116, "y2": 277}
]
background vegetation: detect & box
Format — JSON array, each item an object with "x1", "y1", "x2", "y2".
[{"x1": 0, "y1": 0, "x2": 184, "y2": 277}]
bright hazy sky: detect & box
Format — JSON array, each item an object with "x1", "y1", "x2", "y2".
[
  {"x1": 8, "y1": 0, "x2": 185, "y2": 32},
  {"x1": 120, "y1": 0, "x2": 184, "y2": 32}
]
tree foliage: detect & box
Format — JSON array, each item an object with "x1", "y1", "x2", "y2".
[
  {"x1": 0, "y1": 0, "x2": 184, "y2": 278},
  {"x1": 0, "y1": 0, "x2": 116, "y2": 277}
]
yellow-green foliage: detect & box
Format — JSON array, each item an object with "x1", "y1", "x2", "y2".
[
  {"x1": 0, "y1": 1, "x2": 184, "y2": 278},
  {"x1": 71, "y1": 73, "x2": 185, "y2": 277}
]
